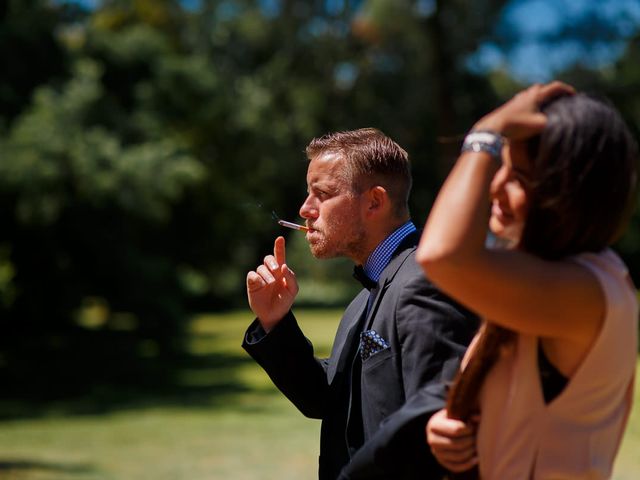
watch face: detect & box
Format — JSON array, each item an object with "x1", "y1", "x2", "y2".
[{"x1": 462, "y1": 132, "x2": 503, "y2": 160}]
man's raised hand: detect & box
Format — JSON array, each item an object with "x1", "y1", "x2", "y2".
[{"x1": 246, "y1": 236, "x2": 299, "y2": 332}]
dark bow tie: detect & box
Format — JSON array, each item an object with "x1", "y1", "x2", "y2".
[{"x1": 353, "y1": 265, "x2": 377, "y2": 290}]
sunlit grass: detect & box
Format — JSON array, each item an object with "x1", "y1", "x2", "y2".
[
  {"x1": 0, "y1": 309, "x2": 339, "y2": 480},
  {"x1": 0, "y1": 402, "x2": 319, "y2": 480},
  {"x1": 0, "y1": 309, "x2": 637, "y2": 479}
]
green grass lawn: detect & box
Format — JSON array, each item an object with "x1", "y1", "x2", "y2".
[{"x1": 0, "y1": 309, "x2": 638, "y2": 479}]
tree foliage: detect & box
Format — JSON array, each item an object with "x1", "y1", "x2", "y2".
[{"x1": 0, "y1": 0, "x2": 639, "y2": 390}]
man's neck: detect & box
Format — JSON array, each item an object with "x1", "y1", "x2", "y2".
[
  {"x1": 358, "y1": 219, "x2": 416, "y2": 283},
  {"x1": 354, "y1": 216, "x2": 411, "y2": 266}
]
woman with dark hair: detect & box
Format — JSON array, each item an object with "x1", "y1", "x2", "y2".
[{"x1": 416, "y1": 82, "x2": 638, "y2": 479}]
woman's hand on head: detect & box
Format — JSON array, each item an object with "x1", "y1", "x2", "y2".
[
  {"x1": 426, "y1": 408, "x2": 479, "y2": 473},
  {"x1": 473, "y1": 81, "x2": 576, "y2": 140}
]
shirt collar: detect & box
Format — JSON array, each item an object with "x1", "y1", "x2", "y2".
[{"x1": 363, "y1": 221, "x2": 416, "y2": 283}]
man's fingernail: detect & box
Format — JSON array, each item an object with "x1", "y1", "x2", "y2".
[{"x1": 268, "y1": 260, "x2": 278, "y2": 269}]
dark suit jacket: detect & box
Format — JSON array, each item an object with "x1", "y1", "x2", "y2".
[{"x1": 243, "y1": 232, "x2": 478, "y2": 479}]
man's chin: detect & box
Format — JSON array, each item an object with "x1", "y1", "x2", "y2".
[{"x1": 309, "y1": 245, "x2": 336, "y2": 259}]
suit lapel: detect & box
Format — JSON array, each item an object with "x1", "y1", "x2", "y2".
[
  {"x1": 362, "y1": 232, "x2": 418, "y2": 330},
  {"x1": 327, "y1": 290, "x2": 368, "y2": 383},
  {"x1": 327, "y1": 231, "x2": 420, "y2": 382}
]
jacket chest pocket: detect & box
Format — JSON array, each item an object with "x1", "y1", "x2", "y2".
[{"x1": 360, "y1": 348, "x2": 403, "y2": 437}]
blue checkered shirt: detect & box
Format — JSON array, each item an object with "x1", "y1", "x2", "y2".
[{"x1": 362, "y1": 221, "x2": 416, "y2": 283}]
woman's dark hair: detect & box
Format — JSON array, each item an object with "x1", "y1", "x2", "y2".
[
  {"x1": 445, "y1": 94, "x2": 639, "y2": 479},
  {"x1": 521, "y1": 93, "x2": 639, "y2": 259}
]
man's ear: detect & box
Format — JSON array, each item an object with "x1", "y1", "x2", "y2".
[{"x1": 366, "y1": 186, "x2": 388, "y2": 216}]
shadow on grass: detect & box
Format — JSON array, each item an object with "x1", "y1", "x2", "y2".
[
  {"x1": 0, "y1": 326, "x2": 279, "y2": 421},
  {"x1": 0, "y1": 459, "x2": 100, "y2": 476}
]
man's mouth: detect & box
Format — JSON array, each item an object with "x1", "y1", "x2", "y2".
[{"x1": 305, "y1": 226, "x2": 320, "y2": 240}]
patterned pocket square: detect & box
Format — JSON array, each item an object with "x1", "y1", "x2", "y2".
[{"x1": 360, "y1": 329, "x2": 390, "y2": 361}]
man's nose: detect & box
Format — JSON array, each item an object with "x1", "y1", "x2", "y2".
[{"x1": 299, "y1": 196, "x2": 318, "y2": 219}]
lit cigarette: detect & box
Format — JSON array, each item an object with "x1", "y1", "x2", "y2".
[{"x1": 277, "y1": 219, "x2": 309, "y2": 232}]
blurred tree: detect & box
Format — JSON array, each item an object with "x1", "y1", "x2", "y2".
[
  {"x1": 0, "y1": 58, "x2": 206, "y2": 392},
  {"x1": 348, "y1": 0, "x2": 506, "y2": 219},
  {"x1": 0, "y1": 0, "x2": 75, "y2": 124},
  {"x1": 0, "y1": 0, "x2": 209, "y2": 392},
  {"x1": 1, "y1": 0, "x2": 640, "y2": 394}
]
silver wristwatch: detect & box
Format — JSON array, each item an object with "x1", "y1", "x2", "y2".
[{"x1": 461, "y1": 130, "x2": 504, "y2": 162}]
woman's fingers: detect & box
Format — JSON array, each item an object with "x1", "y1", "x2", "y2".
[
  {"x1": 440, "y1": 454, "x2": 479, "y2": 473},
  {"x1": 428, "y1": 410, "x2": 475, "y2": 438},
  {"x1": 475, "y1": 80, "x2": 577, "y2": 139},
  {"x1": 427, "y1": 409, "x2": 479, "y2": 472},
  {"x1": 429, "y1": 430, "x2": 478, "y2": 473},
  {"x1": 536, "y1": 81, "x2": 576, "y2": 104}
]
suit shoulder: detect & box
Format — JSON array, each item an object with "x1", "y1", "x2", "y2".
[{"x1": 392, "y1": 249, "x2": 434, "y2": 287}]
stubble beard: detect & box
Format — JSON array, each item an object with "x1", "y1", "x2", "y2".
[{"x1": 308, "y1": 219, "x2": 368, "y2": 262}]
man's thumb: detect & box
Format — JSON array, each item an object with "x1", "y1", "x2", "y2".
[{"x1": 281, "y1": 264, "x2": 298, "y2": 295}]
